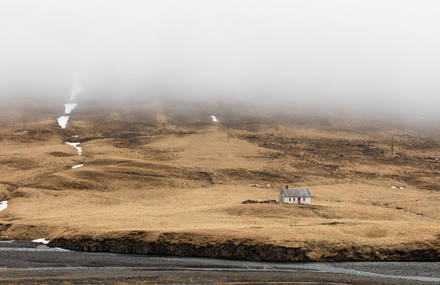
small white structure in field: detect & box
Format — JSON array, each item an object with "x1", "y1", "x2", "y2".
[{"x1": 279, "y1": 186, "x2": 311, "y2": 204}]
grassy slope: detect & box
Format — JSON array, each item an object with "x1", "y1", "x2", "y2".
[{"x1": 0, "y1": 107, "x2": 439, "y2": 259}]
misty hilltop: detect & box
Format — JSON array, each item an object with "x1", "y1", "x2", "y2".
[{"x1": 1, "y1": 1, "x2": 440, "y2": 124}]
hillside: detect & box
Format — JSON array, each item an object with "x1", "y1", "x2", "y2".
[{"x1": 0, "y1": 104, "x2": 439, "y2": 261}]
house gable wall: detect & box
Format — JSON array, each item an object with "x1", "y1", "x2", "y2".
[{"x1": 280, "y1": 193, "x2": 311, "y2": 204}]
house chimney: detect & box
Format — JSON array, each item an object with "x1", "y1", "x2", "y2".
[{"x1": 286, "y1": 184, "x2": 288, "y2": 189}]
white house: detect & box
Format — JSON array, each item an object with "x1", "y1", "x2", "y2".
[{"x1": 279, "y1": 187, "x2": 311, "y2": 204}]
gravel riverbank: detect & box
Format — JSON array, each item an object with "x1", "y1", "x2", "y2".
[{"x1": 1, "y1": 240, "x2": 440, "y2": 284}]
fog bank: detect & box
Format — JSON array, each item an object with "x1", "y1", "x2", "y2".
[{"x1": 1, "y1": 1, "x2": 440, "y2": 122}]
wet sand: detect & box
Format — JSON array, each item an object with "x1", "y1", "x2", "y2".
[{"x1": 0, "y1": 241, "x2": 439, "y2": 284}]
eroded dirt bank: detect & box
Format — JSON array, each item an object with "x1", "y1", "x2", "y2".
[{"x1": 49, "y1": 231, "x2": 440, "y2": 262}]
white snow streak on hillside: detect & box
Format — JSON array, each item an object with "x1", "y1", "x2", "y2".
[
  {"x1": 0, "y1": 201, "x2": 7, "y2": 212},
  {"x1": 65, "y1": 142, "x2": 82, "y2": 155},
  {"x1": 64, "y1": 103, "x2": 77, "y2": 114},
  {"x1": 57, "y1": 116, "x2": 69, "y2": 128}
]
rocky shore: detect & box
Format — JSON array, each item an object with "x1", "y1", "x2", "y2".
[{"x1": 49, "y1": 231, "x2": 440, "y2": 262}]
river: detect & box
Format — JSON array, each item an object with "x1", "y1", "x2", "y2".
[{"x1": 0, "y1": 241, "x2": 438, "y2": 284}]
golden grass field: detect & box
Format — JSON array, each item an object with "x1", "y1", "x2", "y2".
[{"x1": 0, "y1": 102, "x2": 439, "y2": 258}]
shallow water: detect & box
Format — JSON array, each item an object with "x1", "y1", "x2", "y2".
[
  {"x1": 0, "y1": 241, "x2": 438, "y2": 283},
  {"x1": 307, "y1": 263, "x2": 440, "y2": 283}
]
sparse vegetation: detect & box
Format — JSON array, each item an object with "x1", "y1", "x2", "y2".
[{"x1": 0, "y1": 106, "x2": 439, "y2": 261}]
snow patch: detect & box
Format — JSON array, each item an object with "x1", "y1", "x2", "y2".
[
  {"x1": 248, "y1": 184, "x2": 271, "y2": 188},
  {"x1": 64, "y1": 103, "x2": 77, "y2": 114},
  {"x1": 0, "y1": 201, "x2": 7, "y2": 212},
  {"x1": 72, "y1": 163, "x2": 84, "y2": 169},
  {"x1": 66, "y1": 142, "x2": 82, "y2": 155},
  {"x1": 32, "y1": 238, "x2": 50, "y2": 245},
  {"x1": 210, "y1": 115, "x2": 219, "y2": 123},
  {"x1": 391, "y1": 185, "x2": 405, "y2": 190},
  {"x1": 57, "y1": 116, "x2": 69, "y2": 129}
]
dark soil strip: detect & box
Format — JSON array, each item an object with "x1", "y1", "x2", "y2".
[{"x1": 49, "y1": 232, "x2": 440, "y2": 262}]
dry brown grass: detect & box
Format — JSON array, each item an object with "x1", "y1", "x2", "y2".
[{"x1": 0, "y1": 107, "x2": 439, "y2": 250}]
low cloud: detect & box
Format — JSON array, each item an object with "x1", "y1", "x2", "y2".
[{"x1": 1, "y1": 0, "x2": 439, "y2": 123}]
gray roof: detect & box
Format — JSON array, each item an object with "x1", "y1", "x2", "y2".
[{"x1": 281, "y1": 189, "x2": 310, "y2": 198}]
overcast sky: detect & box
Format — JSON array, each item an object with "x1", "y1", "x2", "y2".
[{"x1": 0, "y1": 1, "x2": 439, "y2": 119}]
